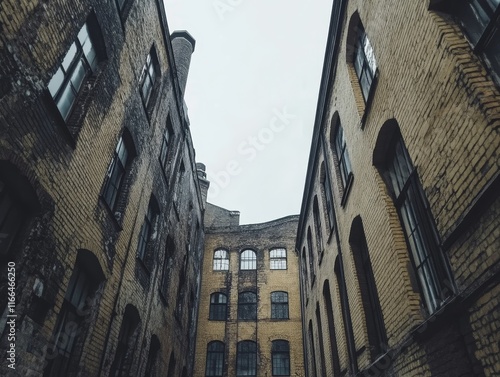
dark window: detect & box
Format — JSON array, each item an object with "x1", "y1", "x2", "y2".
[
  {"x1": 240, "y1": 249, "x2": 256, "y2": 270},
  {"x1": 270, "y1": 248, "x2": 287, "y2": 270},
  {"x1": 144, "y1": 336, "x2": 160, "y2": 377},
  {"x1": 453, "y1": 0, "x2": 500, "y2": 78},
  {"x1": 209, "y1": 293, "x2": 227, "y2": 321},
  {"x1": 323, "y1": 282, "x2": 341, "y2": 376},
  {"x1": 271, "y1": 291, "x2": 289, "y2": 319},
  {"x1": 205, "y1": 341, "x2": 225, "y2": 377},
  {"x1": 320, "y1": 162, "x2": 335, "y2": 231},
  {"x1": 272, "y1": 340, "x2": 290, "y2": 376},
  {"x1": 166, "y1": 352, "x2": 176, "y2": 377},
  {"x1": 139, "y1": 47, "x2": 160, "y2": 110},
  {"x1": 236, "y1": 341, "x2": 257, "y2": 376},
  {"x1": 43, "y1": 267, "x2": 91, "y2": 377},
  {"x1": 137, "y1": 198, "x2": 159, "y2": 268},
  {"x1": 315, "y1": 304, "x2": 327, "y2": 376},
  {"x1": 332, "y1": 121, "x2": 353, "y2": 194},
  {"x1": 307, "y1": 228, "x2": 315, "y2": 286},
  {"x1": 382, "y1": 133, "x2": 454, "y2": 313},
  {"x1": 353, "y1": 24, "x2": 377, "y2": 102},
  {"x1": 0, "y1": 180, "x2": 25, "y2": 256},
  {"x1": 308, "y1": 321, "x2": 318, "y2": 377},
  {"x1": 238, "y1": 291, "x2": 257, "y2": 320},
  {"x1": 102, "y1": 133, "x2": 135, "y2": 221},
  {"x1": 349, "y1": 217, "x2": 387, "y2": 360},
  {"x1": 160, "y1": 236, "x2": 175, "y2": 301},
  {"x1": 48, "y1": 21, "x2": 101, "y2": 122},
  {"x1": 159, "y1": 117, "x2": 174, "y2": 178},
  {"x1": 213, "y1": 249, "x2": 229, "y2": 271},
  {"x1": 313, "y1": 197, "x2": 324, "y2": 260},
  {"x1": 109, "y1": 306, "x2": 141, "y2": 377}
]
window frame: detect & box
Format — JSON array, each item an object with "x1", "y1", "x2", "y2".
[
  {"x1": 271, "y1": 340, "x2": 290, "y2": 376},
  {"x1": 382, "y1": 134, "x2": 454, "y2": 314},
  {"x1": 205, "y1": 341, "x2": 225, "y2": 377},
  {"x1": 353, "y1": 25, "x2": 377, "y2": 103},
  {"x1": 209, "y1": 292, "x2": 228, "y2": 321},
  {"x1": 236, "y1": 341, "x2": 257, "y2": 377},
  {"x1": 270, "y1": 248, "x2": 287, "y2": 270},
  {"x1": 271, "y1": 291, "x2": 289, "y2": 320},
  {"x1": 139, "y1": 46, "x2": 161, "y2": 115},
  {"x1": 238, "y1": 291, "x2": 257, "y2": 321},
  {"x1": 240, "y1": 249, "x2": 257, "y2": 271},
  {"x1": 159, "y1": 116, "x2": 174, "y2": 180},
  {"x1": 331, "y1": 119, "x2": 354, "y2": 206},
  {"x1": 213, "y1": 249, "x2": 230, "y2": 271}
]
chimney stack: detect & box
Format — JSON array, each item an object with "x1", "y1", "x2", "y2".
[{"x1": 171, "y1": 31, "x2": 196, "y2": 97}]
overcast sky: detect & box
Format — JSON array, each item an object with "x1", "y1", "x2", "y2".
[{"x1": 164, "y1": 0, "x2": 332, "y2": 224}]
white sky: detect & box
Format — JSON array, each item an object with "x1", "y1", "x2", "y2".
[{"x1": 164, "y1": 0, "x2": 332, "y2": 224}]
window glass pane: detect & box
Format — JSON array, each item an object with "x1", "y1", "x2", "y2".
[
  {"x1": 363, "y1": 35, "x2": 377, "y2": 75},
  {"x1": 70, "y1": 59, "x2": 87, "y2": 93},
  {"x1": 48, "y1": 68, "x2": 64, "y2": 97},
  {"x1": 62, "y1": 43, "x2": 78, "y2": 70},
  {"x1": 77, "y1": 24, "x2": 90, "y2": 47},
  {"x1": 57, "y1": 84, "x2": 76, "y2": 120}
]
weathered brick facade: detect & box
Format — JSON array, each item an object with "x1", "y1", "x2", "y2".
[
  {"x1": 0, "y1": 1, "x2": 207, "y2": 376},
  {"x1": 194, "y1": 203, "x2": 304, "y2": 377},
  {"x1": 297, "y1": 1, "x2": 500, "y2": 376}
]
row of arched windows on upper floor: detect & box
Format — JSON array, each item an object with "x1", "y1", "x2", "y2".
[
  {"x1": 209, "y1": 291, "x2": 289, "y2": 321},
  {"x1": 205, "y1": 339, "x2": 291, "y2": 376},
  {"x1": 213, "y1": 248, "x2": 287, "y2": 271}
]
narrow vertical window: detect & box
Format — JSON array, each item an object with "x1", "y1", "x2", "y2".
[
  {"x1": 160, "y1": 236, "x2": 175, "y2": 301},
  {"x1": 236, "y1": 341, "x2": 257, "y2": 376},
  {"x1": 270, "y1": 248, "x2": 287, "y2": 270},
  {"x1": 271, "y1": 291, "x2": 289, "y2": 319},
  {"x1": 332, "y1": 120, "x2": 353, "y2": 198},
  {"x1": 308, "y1": 321, "x2": 318, "y2": 377},
  {"x1": 102, "y1": 133, "x2": 136, "y2": 221},
  {"x1": 238, "y1": 291, "x2": 257, "y2": 320},
  {"x1": 166, "y1": 352, "x2": 176, "y2": 377},
  {"x1": 159, "y1": 116, "x2": 174, "y2": 178},
  {"x1": 209, "y1": 293, "x2": 227, "y2": 321},
  {"x1": 240, "y1": 249, "x2": 256, "y2": 270},
  {"x1": 313, "y1": 197, "x2": 324, "y2": 260},
  {"x1": 205, "y1": 341, "x2": 225, "y2": 377},
  {"x1": 353, "y1": 24, "x2": 377, "y2": 102},
  {"x1": 379, "y1": 129, "x2": 454, "y2": 313},
  {"x1": 213, "y1": 249, "x2": 229, "y2": 271},
  {"x1": 320, "y1": 161, "x2": 335, "y2": 231},
  {"x1": 323, "y1": 281, "x2": 341, "y2": 376},
  {"x1": 315, "y1": 304, "x2": 327, "y2": 376},
  {"x1": 144, "y1": 336, "x2": 160, "y2": 377},
  {"x1": 139, "y1": 47, "x2": 160, "y2": 111},
  {"x1": 271, "y1": 340, "x2": 290, "y2": 376},
  {"x1": 307, "y1": 228, "x2": 315, "y2": 285},
  {"x1": 136, "y1": 197, "x2": 159, "y2": 270},
  {"x1": 110, "y1": 306, "x2": 141, "y2": 377},
  {"x1": 349, "y1": 217, "x2": 387, "y2": 360}
]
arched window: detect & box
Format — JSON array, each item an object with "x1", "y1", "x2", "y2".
[
  {"x1": 238, "y1": 291, "x2": 257, "y2": 320},
  {"x1": 109, "y1": 305, "x2": 141, "y2": 377},
  {"x1": 320, "y1": 161, "x2": 335, "y2": 231},
  {"x1": 139, "y1": 45, "x2": 161, "y2": 111},
  {"x1": 205, "y1": 341, "x2": 225, "y2": 377},
  {"x1": 346, "y1": 12, "x2": 378, "y2": 104},
  {"x1": 349, "y1": 216, "x2": 387, "y2": 360},
  {"x1": 209, "y1": 293, "x2": 227, "y2": 321},
  {"x1": 271, "y1": 291, "x2": 289, "y2": 319},
  {"x1": 308, "y1": 321, "x2": 318, "y2": 377},
  {"x1": 44, "y1": 249, "x2": 105, "y2": 377},
  {"x1": 373, "y1": 121, "x2": 454, "y2": 313},
  {"x1": 330, "y1": 116, "x2": 353, "y2": 204},
  {"x1": 323, "y1": 281, "x2": 341, "y2": 376},
  {"x1": 315, "y1": 303, "x2": 327, "y2": 376},
  {"x1": 240, "y1": 249, "x2": 256, "y2": 270},
  {"x1": 271, "y1": 340, "x2": 290, "y2": 376},
  {"x1": 270, "y1": 248, "x2": 287, "y2": 270},
  {"x1": 236, "y1": 341, "x2": 257, "y2": 376},
  {"x1": 213, "y1": 249, "x2": 229, "y2": 271},
  {"x1": 307, "y1": 228, "x2": 315, "y2": 285},
  {"x1": 313, "y1": 196, "x2": 324, "y2": 260},
  {"x1": 144, "y1": 336, "x2": 160, "y2": 377},
  {"x1": 166, "y1": 352, "x2": 176, "y2": 377}
]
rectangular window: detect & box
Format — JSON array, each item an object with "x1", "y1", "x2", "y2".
[
  {"x1": 48, "y1": 22, "x2": 99, "y2": 122},
  {"x1": 271, "y1": 292, "x2": 289, "y2": 319},
  {"x1": 353, "y1": 27, "x2": 377, "y2": 102},
  {"x1": 236, "y1": 341, "x2": 257, "y2": 376},
  {"x1": 270, "y1": 248, "x2": 287, "y2": 270},
  {"x1": 272, "y1": 340, "x2": 290, "y2": 376},
  {"x1": 209, "y1": 293, "x2": 227, "y2": 321},
  {"x1": 386, "y1": 135, "x2": 454, "y2": 313},
  {"x1": 238, "y1": 292, "x2": 257, "y2": 320},
  {"x1": 159, "y1": 117, "x2": 174, "y2": 178},
  {"x1": 206, "y1": 342, "x2": 225, "y2": 377},
  {"x1": 139, "y1": 47, "x2": 160, "y2": 111},
  {"x1": 333, "y1": 124, "x2": 353, "y2": 191}
]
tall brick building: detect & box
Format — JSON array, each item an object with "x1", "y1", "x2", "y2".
[
  {"x1": 297, "y1": 0, "x2": 500, "y2": 376},
  {"x1": 0, "y1": 0, "x2": 208, "y2": 376},
  {"x1": 194, "y1": 203, "x2": 304, "y2": 377}
]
